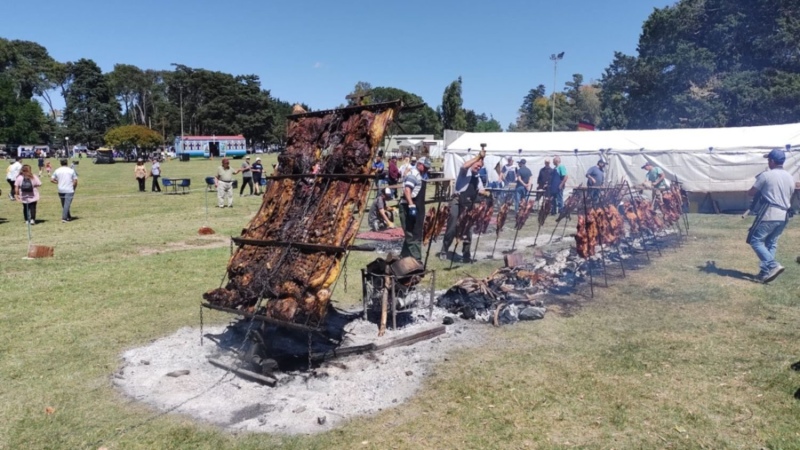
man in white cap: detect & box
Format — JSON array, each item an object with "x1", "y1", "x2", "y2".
[
  {"x1": 399, "y1": 156, "x2": 430, "y2": 261},
  {"x1": 746, "y1": 148, "x2": 794, "y2": 283},
  {"x1": 215, "y1": 158, "x2": 240, "y2": 207},
  {"x1": 368, "y1": 187, "x2": 396, "y2": 231}
]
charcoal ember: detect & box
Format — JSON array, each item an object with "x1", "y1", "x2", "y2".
[
  {"x1": 518, "y1": 306, "x2": 546, "y2": 321},
  {"x1": 438, "y1": 265, "x2": 551, "y2": 322},
  {"x1": 204, "y1": 104, "x2": 399, "y2": 324},
  {"x1": 436, "y1": 285, "x2": 494, "y2": 317},
  {"x1": 497, "y1": 304, "x2": 520, "y2": 325}
]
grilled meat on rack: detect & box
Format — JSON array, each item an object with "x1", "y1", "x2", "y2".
[{"x1": 496, "y1": 203, "x2": 510, "y2": 235}]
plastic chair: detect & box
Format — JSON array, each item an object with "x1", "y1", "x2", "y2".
[
  {"x1": 205, "y1": 177, "x2": 216, "y2": 191},
  {"x1": 162, "y1": 178, "x2": 174, "y2": 194},
  {"x1": 179, "y1": 178, "x2": 191, "y2": 194}
]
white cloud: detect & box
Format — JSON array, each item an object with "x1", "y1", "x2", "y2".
[{"x1": 312, "y1": 62, "x2": 323, "y2": 69}]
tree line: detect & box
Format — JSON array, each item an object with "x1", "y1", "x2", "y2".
[
  {"x1": 0, "y1": 40, "x2": 299, "y2": 149},
  {"x1": 2, "y1": 0, "x2": 798, "y2": 148},
  {"x1": 0, "y1": 39, "x2": 500, "y2": 150},
  {"x1": 513, "y1": 0, "x2": 800, "y2": 131}
]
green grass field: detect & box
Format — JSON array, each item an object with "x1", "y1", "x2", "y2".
[{"x1": 1, "y1": 158, "x2": 799, "y2": 449}]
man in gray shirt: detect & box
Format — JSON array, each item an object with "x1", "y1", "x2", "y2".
[
  {"x1": 747, "y1": 148, "x2": 795, "y2": 283},
  {"x1": 239, "y1": 156, "x2": 253, "y2": 196}
]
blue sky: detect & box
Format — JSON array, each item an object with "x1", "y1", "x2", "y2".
[{"x1": 4, "y1": 0, "x2": 673, "y2": 128}]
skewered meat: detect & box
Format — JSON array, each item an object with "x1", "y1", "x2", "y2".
[
  {"x1": 575, "y1": 215, "x2": 590, "y2": 257},
  {"x1": 496, "y1": 203, "x2": 510, "y2": 235},
  {"x1": 203, "y1": 104, "x2": 399, "y2": 325},
  {"x1": 603, "y1": 205, "x2": 624, "y2": 245},
  {"x1": 474, "y1": 198, "x2": 495, "y2": 235},
  {"x1": 538, "y1": 197, "x2": 552, "y2": 226},
  {"x1": 659, "y1": 185, "x2": 683, "y2": 226},
  {"x1": 515, "y1": 200, "x2": 536, "y2": 230},
  {"x1": 455, "y1": 199, "x2": 491, "y2": 239},
  {"x1": 575, "y1": 206, "x2": 625, "y2": 258},
  {"x1": 557, "y1": 189, "x2": 582, "y2": 222},
  {"x1": 422, "y1": 204, "x2": 450, "y2": 244},
  {"x1": 422, "y1": 207, "x2": 437, "y2": 243},
  {"x1": 435, "y1": 205, "x2": 449, "y2": 240}
]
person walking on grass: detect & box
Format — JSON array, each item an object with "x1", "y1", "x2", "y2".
[
  {"x1": 37, "y1": 155, "x2": 45, "y2": 176},
  {"x1": 51, "y1": 159, "x2": 78, "y2": 222},
  {"x1": 746, "y1": 148, "x2": 794, "y2": 284},
  {"x1": 215, "y1": 158, "x2": 239, "y2": 208},
  {"x1": 14, "y1": 164, "x2": 41, "y2": 224},
  {"x1": 239, "y1": 156, "x2": 253, "y2": 196},
  {"x1": 134, "y1": 158, "x2": 147, "y2": 192},
  {"x1": 251, "y1": 157, "x2": 264, "y2": 195},
  {"x1": 150, "y1": 159, "x2": 162, "y2": 192},
  {"x1": 6, "y1": 157, "x2": 22, "y2": 201}
]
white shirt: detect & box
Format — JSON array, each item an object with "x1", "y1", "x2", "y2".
[
  {"x1": 52, "y1": 166, "x2": 78, "y2": 193},
  {"x1": 399, "y1": 162, "x2": 413, "y2": 177},
  {"x1": 6, "y1": 161, "x2": 22, "y2": 181}
]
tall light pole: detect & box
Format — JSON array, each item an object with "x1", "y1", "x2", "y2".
[
  {"x1": 171, "y1": 63, "x2": 185, "y2": 138},
  {"x1": 179, "y1": 85, "x2": 184, "y2": 138},
  {"x1": 65, "y1": 136, "x2": 69, "y2": 157},
  {"x1": 550, "y1": 52, "x2": 565, "y2": 132}
]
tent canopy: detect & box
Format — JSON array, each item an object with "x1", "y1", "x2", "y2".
[
  {"x1": 446, "y1": 123, "x2": 800, "y2": 154},
  {"x1": 444, "y1": 123, "x2": 800, "y2": 202}
]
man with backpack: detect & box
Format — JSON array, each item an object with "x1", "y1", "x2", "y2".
[{"x1": 14, "y1": 164, "x2": 41, "y2": 224}]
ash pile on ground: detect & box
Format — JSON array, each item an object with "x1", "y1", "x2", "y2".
[{"x1": 114, "y1": 300, "x2": 484, "y2": 435}]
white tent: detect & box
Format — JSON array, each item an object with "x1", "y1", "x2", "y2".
[{"x1": 444, "y1": 123, "x2": 800, "y2": 211}]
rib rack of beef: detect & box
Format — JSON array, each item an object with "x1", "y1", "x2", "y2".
[{"x1": 203, "y1": 102, "x2": 401, "y2": 328}]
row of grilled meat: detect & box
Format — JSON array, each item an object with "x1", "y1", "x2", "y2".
[{"x1": 574, "y1": 185, "x2": 685, "y2": 258}]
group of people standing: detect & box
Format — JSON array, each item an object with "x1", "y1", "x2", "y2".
[
  {"x1": 213, "y1": 156, "x2": 264, "y2": 208},
  {"x1": 134, "y1": 158, "x2": 161, "y2": 192},
  {"x1": 5, "y1": 157, "x2": 78, "y2": 224}
]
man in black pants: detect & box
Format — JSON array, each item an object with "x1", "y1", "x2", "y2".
[
  {"x1": 438, "y1": 149, "x2": 489, "y2": 263},
  {"x1": 399, "y1": 157, "x2": 431, "y2": 261},
  {"x1": 239, "y1": 156, "x2": 253, "y2": 196}
]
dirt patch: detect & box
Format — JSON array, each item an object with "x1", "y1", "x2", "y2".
[
  {"x1": 114, "y1": 304, "x2": 486, "y2": 435},
  {"x1": 139, "y1": 236, "x2": 230, "y2": 256}
]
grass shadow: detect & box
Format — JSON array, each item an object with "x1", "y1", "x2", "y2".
[{"x1": 697, "y1": 260, "x2": 758, "y2": 282}]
